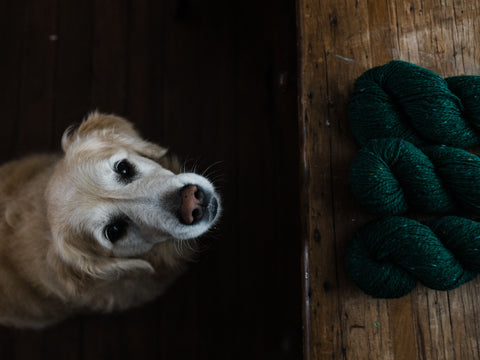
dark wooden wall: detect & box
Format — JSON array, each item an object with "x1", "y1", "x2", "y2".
[{"x1": 0, "y1": 0, "x2": 301, "y2": 359}]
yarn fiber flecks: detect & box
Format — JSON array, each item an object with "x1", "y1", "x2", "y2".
[
  {"x1": 350, "y1": 138, "x2": 480, "y2": 215},
  {"x1": 349, "y1": 60, "x2": 480, "y2": 148},
  {"x1": 345, "y1": 216, "x2": 479, "y2": 298}
]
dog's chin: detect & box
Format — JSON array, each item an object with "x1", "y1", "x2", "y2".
[
  {"x1": 169, "y1": 224, "x2": 212, "y2": 241},
  {"x1": 167, "y1": 202, "x2": 221, "y2": 241}
]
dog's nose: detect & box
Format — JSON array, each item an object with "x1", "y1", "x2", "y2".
[{"x1": 178, "y1": 185, "x2": 205, "y2": 225}]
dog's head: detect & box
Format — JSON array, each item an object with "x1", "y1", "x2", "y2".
[{"x1": 46, "y1": 112, "x2": 221, "y2": 279}]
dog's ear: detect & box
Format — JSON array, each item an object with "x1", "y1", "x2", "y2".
[
  {"x1": 61, "y1": 122, "x2": 81, "y2": 153},
  {"x1": 62, "y1": 111, "x2": 138, "y2": 152},
  {"x1": 134, "y1": 140, "x2": 169, "y2": 162},
  {"x1": 61, "y1": 112, "x2": 168, "y2": 160},
  {"x1": 158, "y1": 152, "x2": 182, "y2": 173},
  {"x1": 50, "y1": 227, "x2": 154, "y2": 295}
]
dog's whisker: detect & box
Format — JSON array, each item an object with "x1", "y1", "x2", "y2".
[
  {"x1": 200, "y1": 160, "x2": 224, "y2": 177},
  {"x1": 205, "y1": 173, "x2": 225, "y2": 184},
  {"x1": 174, "y1": 239, "x2": 184, "y2": 256},
  {"x1": 192, "y1": 162, "x2": 200, "y2": 174},
  {"x1": 202, "y1": 171, "x2": 224, "y2": 182}
]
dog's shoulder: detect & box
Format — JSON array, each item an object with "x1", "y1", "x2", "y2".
[{"x1": 0, "y1": 154, "x2": 59, "y2": 198}]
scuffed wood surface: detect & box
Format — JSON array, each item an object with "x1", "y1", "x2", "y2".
[{"x1": 298, "y1": 0, "x2": 480, "y2": 359}]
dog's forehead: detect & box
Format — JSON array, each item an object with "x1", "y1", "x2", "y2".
[
  {"x1": 69, "y1": 200, "x2": 109, "y2": 223},
  {"x1": 66, "y1": 136, "x2": 125, "y2": 160}
]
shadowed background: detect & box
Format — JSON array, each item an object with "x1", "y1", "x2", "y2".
[{"x1": 0, "y1": 0, "x2": 301, "y2": 359}]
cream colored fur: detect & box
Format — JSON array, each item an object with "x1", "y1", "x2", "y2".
[{"x1": 0, "y1": 112, "x2": 220, "y2": 328}]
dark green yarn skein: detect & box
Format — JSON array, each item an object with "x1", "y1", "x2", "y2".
[
  {"x1": 350, "y1": 138, "x2": 480, "y2": 215},
  {"x1": 349, "y1": 60, "x2": 480, "y2": 147},
  {"x1": 345, "y1": 216, "x2": 479, "y2": 298}
]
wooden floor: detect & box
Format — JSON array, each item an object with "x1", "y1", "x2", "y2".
[
  {"x1": 299, "y1": 0, "x2": 480, "y2": 359},
  {"x1": 0, "y1": 0, "x2": 300, "y2": 359}
]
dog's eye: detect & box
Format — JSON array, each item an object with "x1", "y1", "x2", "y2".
[
  {"x1": 114, "y1": 159, "x2": 136, "y2": 181},
  {"x1": 104, "y1": 220, "x2": 128, "y2": 243}
]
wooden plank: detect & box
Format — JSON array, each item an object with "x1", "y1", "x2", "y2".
[
  {"x1": 0, "y1": 0, "x2": 59, "y2": 358},
  {"x1": 118, "y1": 2, "x2": 165, "y2": 359},
  {"x1": 9, "y1": 330, "x2": 43, "y2": 360},
  {"x1": 90, "y1": 0, "x2": 128, "y2": 114},
  {"x1": 299, "y1": 0, "x2": 480, "y2": 359},
  {"x1": 267, "y1": 0, "x2": 303, "y2": 356},
  {"x1": 41, "y1": 320, "x2": 82, "y2": 360},
  {"x1": 125, "y1": 0, "x2": 151, "y2": 127},
  {"x1": 39, "y1": 0, "x2": 94, "y2": 357},
  {"x1": 234, "y1": 1, "x2": 276, "y2": 355},
  {"x1": 51, "y1": 0, "x2": 93, "y2": 144},
  {"x1": 81, "y1": 0, "x2": 127, "y2": 358},
  {"x1": 144, "y1": 0, "x2": 166, "y2": 138},
  {"x1": 13, "y1": 0, "x2": 57, "y2": 156},
  {"x1": 0, "y1": 0, "x2": 28, "y2": 162},
  {"x1": 158, "y1": 0, "x2": 302, "y2": 357}
]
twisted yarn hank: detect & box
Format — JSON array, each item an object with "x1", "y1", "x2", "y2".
[
  {"x1": 350, "y1": 138, "x2": 480, "y2": 215},
  {"x1": 345, "y1": 216, "x2": 479, "y2": 298},
  {"x1": 349, "y1": 60, "x2": 480, "y2": 147}
]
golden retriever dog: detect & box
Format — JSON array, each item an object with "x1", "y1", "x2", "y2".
[{"x1": 0, "y1": 112, "x2": 221, "y2": 328}]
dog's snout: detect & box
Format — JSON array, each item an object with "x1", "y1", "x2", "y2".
[{"x1": 178, "y1": 185, "x2": 205, "y2": 225}]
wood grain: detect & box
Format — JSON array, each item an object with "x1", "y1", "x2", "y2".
[{"x1": 298, "y1": 0, "x2": 480, "y2": 359}]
